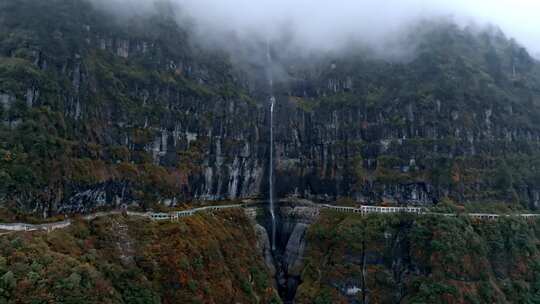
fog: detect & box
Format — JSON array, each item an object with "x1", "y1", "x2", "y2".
[{"x1": 92, "y1": 0, "x2": 540, "y2": 58}]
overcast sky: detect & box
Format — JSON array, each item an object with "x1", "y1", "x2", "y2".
[
  {"x1": 171, "y1": 0, "x2": 540, "y2": 57},
  {"x1": 93, "y1": 0, "x2": 540, "y2": 57}
]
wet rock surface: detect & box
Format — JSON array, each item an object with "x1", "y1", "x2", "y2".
[
  {"x1": 251, "y1": 201, "x2": 321, "y2": 303},
  {"x1": 2, "y1": 0, "x2": 540, "y2": 216}
]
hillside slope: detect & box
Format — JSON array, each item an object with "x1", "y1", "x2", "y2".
[
  {"x1": 296, "y1": 211, "x2": 540, "y2": 303},
  {"x1": 0, "y1": 210, "x2": 280, "y2": 303}
]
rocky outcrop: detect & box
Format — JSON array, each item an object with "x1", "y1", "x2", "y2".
[
  {"x1": 56, "y1": 181, "x2": 132, "y2": 214},
  {"x1": 245, "y1": 207, "x2": 277, "y2": 276},
  {"x1": 270, "y1": 204, "x2": 321, "y2": 302},
  {"x1": 283, "y1": 223, "x2": 308, "y2": 277},
  {"x1": 279, "y1": 206, "x2": 320, "y2": 276},
  {"x1": 254, "y1": 222, "x2": 277, "y2": 277}
]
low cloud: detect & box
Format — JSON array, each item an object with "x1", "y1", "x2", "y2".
[
  {"x1": 90, "y1": 0, "x2": 540, "y2": 58},
  {"x1": 175, "y1": 0, "x2": 540, "y2": 57}
]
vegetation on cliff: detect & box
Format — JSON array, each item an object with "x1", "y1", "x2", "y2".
[
  {"x1": 296, "y1": 210, "x2": 540, "y2": 303},
  {"x1": 284, "y1": 22, "x2": 540, "y2": 208},
  {"x1": 1, "y1": 0, "x2": 540, "y2": 214},
  {"x1": 2, "y1": 0, "x2": 540, "y2": 214},
  {"x1": 0, "y1": 0, "x2": 256, "y2": 214}
]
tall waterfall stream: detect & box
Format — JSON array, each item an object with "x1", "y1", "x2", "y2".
[
  {"x1": 265, "y1": 41, "x2": 301, "y2": 304},
  {"x1": 267, "y1": 40, "x2": 277, "y2": 251}
]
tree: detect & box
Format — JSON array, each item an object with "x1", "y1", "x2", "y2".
[
  {"x1": 1, "y1": 271, "x2": 16, "y2": 291},
  {"x1": 494, "y1": 161, "x2": 513, "y2": 191}
]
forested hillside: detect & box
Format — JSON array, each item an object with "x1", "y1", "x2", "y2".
[
  {"x1": 296, "y1": 211, "x2": 540, "y2": 303},
  {"x1": 0, "y1": 210, "x2": 280, "y2": 303}
]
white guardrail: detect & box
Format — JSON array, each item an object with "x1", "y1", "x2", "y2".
[
  {"x1": 1, "y1": 203, "x2": 538, "y2": 234},
  {"x1": 149, "y1": 204, "x2": 243, "y2": 221},
  {"x1": 0, "y1": 204, "x2": 244, "y2": 232},
  {"x1": 321, "y1": 204, "x2": 540, "y2": 220}
]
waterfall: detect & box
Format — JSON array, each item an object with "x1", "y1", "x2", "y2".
[
  {"x1": 267, "y1": 40, "x2": 277, "y2": 251},
  {"x1": 269, "y1": 96, "x2": 276, "y2": 251}
]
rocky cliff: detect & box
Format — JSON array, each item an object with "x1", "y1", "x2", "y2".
[
  {"x1": 270, "y1": 23, "x2": 540, "y2": 207},
  {"x1": 1, "y1": 0, "x2": 540, "y2": 216}
]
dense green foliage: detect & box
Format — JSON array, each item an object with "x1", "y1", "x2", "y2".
[
  {"x1": 296, "y1": 211, "x2": 540, "y2": 303},
  {"x1": 0, "y1": 210, "x2": 279, "y2": 303}
]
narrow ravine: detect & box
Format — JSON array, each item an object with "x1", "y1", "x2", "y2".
[{"x1": 259, "y1": 206, "x2": 301, "y2": 304}]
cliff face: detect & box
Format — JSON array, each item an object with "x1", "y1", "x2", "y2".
[
  {"x1": 270, "y1": 24, "x2": 540, "y2": 207},
  {"x1": 2, "y1": 0, "x2": 540, "y2": 216},
  {"x1": 0, "y1": 0, "x2": 266, "y2": 215}
]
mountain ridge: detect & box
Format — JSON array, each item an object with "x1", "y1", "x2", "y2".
[{"x1": 1, "y1": 0, "x2": 540, "y2": 217}]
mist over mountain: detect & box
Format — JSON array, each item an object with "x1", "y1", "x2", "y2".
[{"x1": 89, "y1": 0, "x2": 540, "y2": 59}]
